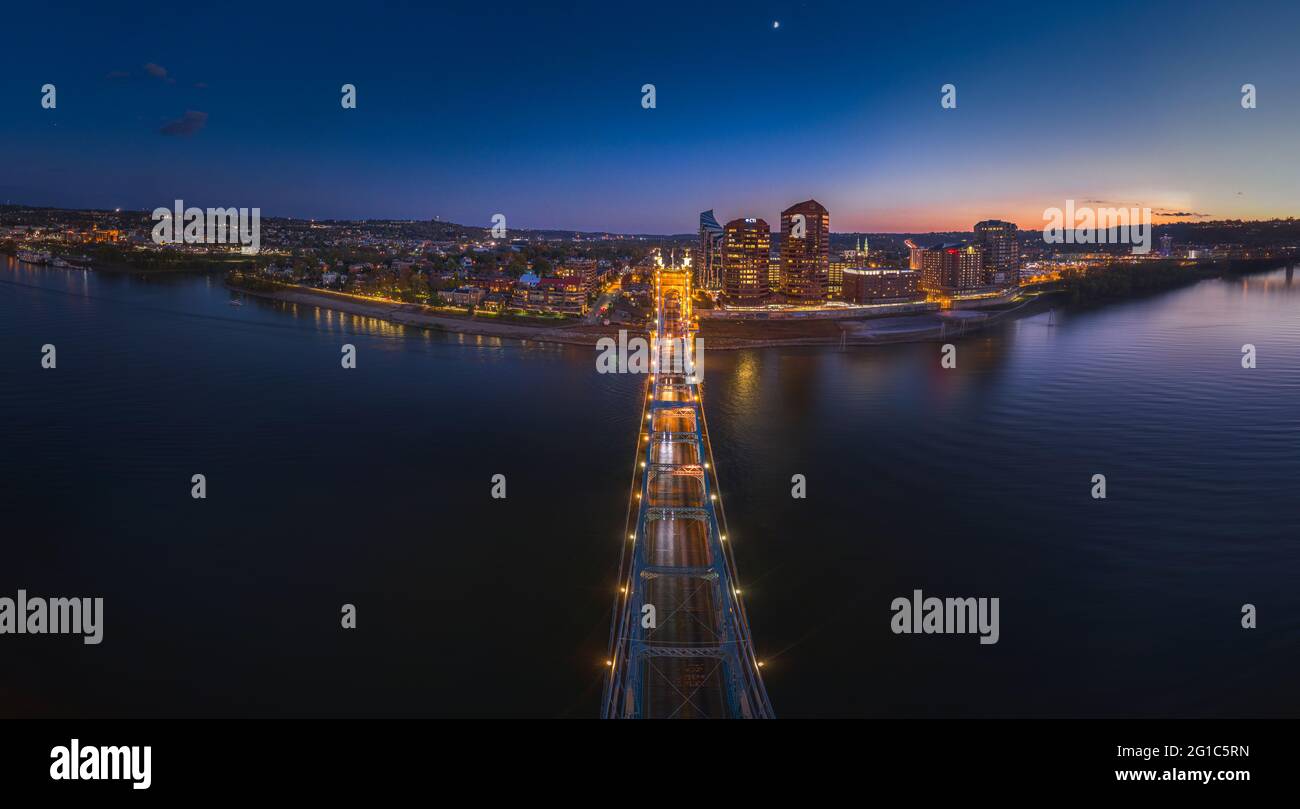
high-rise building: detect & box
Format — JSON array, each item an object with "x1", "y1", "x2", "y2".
[
  {"x1": 779, "y1": 199, "x2": 830, "y2": 302},
  {"x1": 698, "y1": 210, "x2": 725, "y2": 290},
  {"x1": 919, "y1": 244, "x2": 983, "y2": 294},
  {"x1": 722, "y1": 217, "x2": 771, "y2": 304},
  {"x1": 972, "y1": 220, "x2": 1019, "y2": 287},
  {"x1": 1159, "y1": 234, "x2": 1173, "y2": 257}
]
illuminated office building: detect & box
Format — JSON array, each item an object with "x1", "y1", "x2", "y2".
[
  {"x1": 779, "y1": 199, "x2": 830, "y2": 302},
  {"x1": 973, "y1": 220, "x2": 1020, "y2": 287},
  {"x1": 722, "y1": 217, "x2": 771, "y2": 304}
]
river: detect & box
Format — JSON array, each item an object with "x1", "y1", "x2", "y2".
[{"x1": 1, "y1": 260, "x2": 1296, "y2": 717}]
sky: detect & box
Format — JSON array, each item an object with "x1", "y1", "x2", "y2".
[{"x1": 2, "y1": 0, "x2": 1299, "y2": 233}]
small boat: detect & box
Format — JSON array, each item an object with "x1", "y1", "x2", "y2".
[{"x1": 228, "y1": 299, "x2": 244, "y2": 307}]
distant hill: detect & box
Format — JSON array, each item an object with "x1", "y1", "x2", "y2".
[{"x1": 4, "y1": 205, "x2": 1298, "y2": 247}]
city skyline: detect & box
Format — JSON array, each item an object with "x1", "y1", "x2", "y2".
[{"x1": 4, "y1": 1, "x2": 1299, "y2": 232}]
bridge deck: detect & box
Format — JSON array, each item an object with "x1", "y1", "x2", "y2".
[{"x1": 602, "y1": 265, "x2": 773, "y2": 719}]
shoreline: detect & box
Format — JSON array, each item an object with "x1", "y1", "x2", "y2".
[
  {"x1": 232, "y1": 283, "x2": 620, "y2": 347},
  {"x1": 227, "y1": 279, "x2": 1061, "y2": 349}
]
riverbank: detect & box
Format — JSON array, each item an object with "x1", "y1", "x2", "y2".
[
  {"x1": 229, "y1": 282, "x2": 619, "y2": 346},
  {"x1": 226, "y1": 258, "x2": 1291, "y2": 350},
  {"x1": 703, "y1": 292, "x2": 1059, "y2": 347},
  {"x1": 227, "y1": 278, "x2": 1062, "y2": 349},
  {"x1": 1059, "y1": 257, "x2": 1292, "y2": 305}
]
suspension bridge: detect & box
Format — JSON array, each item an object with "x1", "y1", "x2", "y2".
[{"x1": 601, "y1": 257, "x2": 773, "y2": 719}]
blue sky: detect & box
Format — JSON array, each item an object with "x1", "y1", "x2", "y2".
[{"x1": 2, "y1": 0, "x2": 1298, "y2": 232}]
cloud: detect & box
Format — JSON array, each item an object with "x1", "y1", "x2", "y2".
[
  {"x1": 158, "y1": 110, "x2": 208, "y2": 137},
  {"x1": 144, "y1": 62, "x2": 176, "y2": 84},
  {"x1": 1080, "y1": 199, "x2": 1212, "y2": 219}
]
